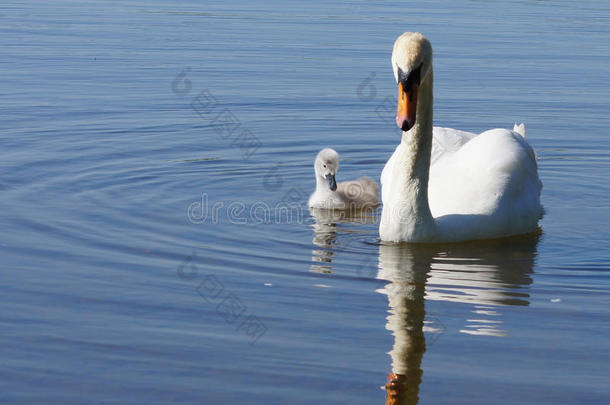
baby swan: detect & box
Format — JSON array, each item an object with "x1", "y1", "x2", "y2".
[{"x1": 308, "y1": 148, "x2": 379, "y2": 209}]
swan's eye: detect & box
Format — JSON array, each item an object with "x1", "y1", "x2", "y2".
[
  {"x1": 323, "y1": 164, "x2": 327, "y2": 168},
  {"x1": 397, "y1": 63, "x2": 422, "y2": 92}
]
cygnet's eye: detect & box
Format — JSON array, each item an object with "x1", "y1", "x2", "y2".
[{"x1": 323, "y1": 164, "x2": 327, "y2": 168}]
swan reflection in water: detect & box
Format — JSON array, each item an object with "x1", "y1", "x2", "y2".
[
  {"x1": 309, "y1": 209, "x2": 540, "y2": 404},
  {"x1": 309, "y1": 207, "x2": 378, "y2": 274},
  {"x1": 379, "y1": 235, "x2": 538, "y2": 404}
]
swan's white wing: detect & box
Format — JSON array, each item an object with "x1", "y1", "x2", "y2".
[
  {"x1": 431, "y1": 126, "x2": 478, "y2": 165},
  {"x1": 428, "y1": 128, "x2": 543, "y2": 240},
  {"x1": 383, "y1": 125, "x2": 542, "y2": 240}
]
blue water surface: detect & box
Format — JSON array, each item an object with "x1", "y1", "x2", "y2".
[{"x1": 1, "y1": 1, "x2": 609, "y2": 404}]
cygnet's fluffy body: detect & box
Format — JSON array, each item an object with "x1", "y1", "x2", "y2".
[{"x1": 308, "y1": 148, "x2": 379, "y2": 209}]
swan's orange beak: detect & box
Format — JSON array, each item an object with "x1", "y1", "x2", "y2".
[{"x1": 396, "y1": 81, "x2": 418, "y2": 132}]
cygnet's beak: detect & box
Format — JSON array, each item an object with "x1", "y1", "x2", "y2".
[{"x1": 325, "y1": 173, "x2": 337, "y2": 191}]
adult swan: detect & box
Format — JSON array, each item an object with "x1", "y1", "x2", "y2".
[{"x1": 379, "y1": 32, "x2": 543, "y2": 243}]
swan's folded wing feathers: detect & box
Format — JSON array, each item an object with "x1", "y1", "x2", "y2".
[{"x1": 431, "y1": 126, "x2": 478, "y2": 165}]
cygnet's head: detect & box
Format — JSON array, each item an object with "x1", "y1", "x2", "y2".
[
  {"x1": 314, "y1": 148, "x2": 339, "y2": 191},
  {"x1": 391, "y1": 32, "x2": 433, "y2": 132}
]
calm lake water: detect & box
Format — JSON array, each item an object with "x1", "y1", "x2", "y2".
[{"x1": 2, "y1": 1, "x2": 610, "y2": 404}]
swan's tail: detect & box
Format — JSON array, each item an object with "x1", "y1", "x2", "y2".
[{"x1": 513, "y1": 123, "x2": 526, "y2": 138}]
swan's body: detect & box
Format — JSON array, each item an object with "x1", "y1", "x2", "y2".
[
  {"x1": 309, "y1": 148, "x2": 379, "y2": 209},
  {"x1": 379, "y1": 32, "x2": 543, "y2": 243}
]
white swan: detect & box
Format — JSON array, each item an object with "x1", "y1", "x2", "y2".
[
  {"x1": 309, "y1": 148, "x2": 379, "y2": 209},
  {"x1": 380, "y1": 32, "x2": 543, "y2": 243}
]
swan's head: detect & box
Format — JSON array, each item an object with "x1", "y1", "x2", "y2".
[
  {"x1": 314, "y1": 148, "x2": 339, "y2": 191},
  {"x1": 391, "y1": 32, "x2": 433, "y2": 132}
]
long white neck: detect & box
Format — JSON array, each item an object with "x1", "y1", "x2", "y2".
[{"x1": 380, "y1": 72, "x2": 437, "y2": 242}]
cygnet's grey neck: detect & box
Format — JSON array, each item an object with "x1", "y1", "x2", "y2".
[{"x1": 315, "y1": 173, "x2": 332, "y2": 194}]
